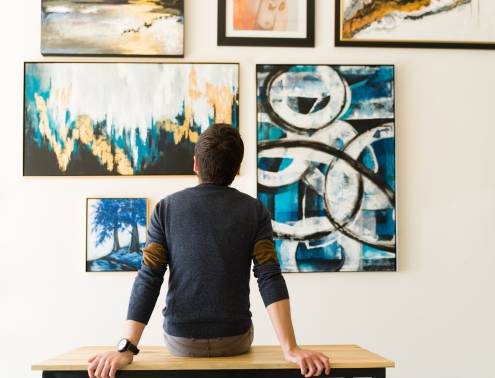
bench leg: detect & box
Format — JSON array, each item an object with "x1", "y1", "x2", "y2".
[{"x1": 331, "y1": 368, "x2": 385, "y2": 378}]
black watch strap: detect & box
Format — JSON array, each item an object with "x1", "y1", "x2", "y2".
[
  {"x1": 118, "y1": 338, "x2": 140, "y2": 355},
  {"x1": 127, "y1": 341, "x2": 140, "y2": 355}
]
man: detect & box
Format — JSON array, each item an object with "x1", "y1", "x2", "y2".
[{"x1": 88, "y1": 124, "x2": 331, "y2": 378}]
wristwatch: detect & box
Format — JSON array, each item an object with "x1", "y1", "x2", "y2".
[{"x1": 117, "y1": 338, "x2": 140, "y2": 355}]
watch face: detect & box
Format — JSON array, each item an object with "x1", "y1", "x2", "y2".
[{"x1": 117, "y1": 338, "x2": 128, "y2": 352}]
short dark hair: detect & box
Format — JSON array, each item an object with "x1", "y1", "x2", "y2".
[{"x1": 194, "y1": 124, "x2": 244, "y2": 186}]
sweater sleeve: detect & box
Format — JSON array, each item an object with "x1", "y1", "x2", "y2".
[
  {"x1": 252, "y1": 201, "x2": 289, "y2": 307},
  {"x1": 127, "y1": 200, "x2": 169, "y2": 325}
]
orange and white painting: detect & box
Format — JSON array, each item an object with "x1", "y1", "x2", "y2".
[
  {"x1": 234, "y1": 0, "x2": 293, "y2": 31},
  {"x1": 226, "y1": 0, "x2": 306, "y2": 38}
]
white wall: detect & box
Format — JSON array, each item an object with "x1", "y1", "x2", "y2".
[{"x1": 1, "y1": 1, "x2": 494, "y2": 377}]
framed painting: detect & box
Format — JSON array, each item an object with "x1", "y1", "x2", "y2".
[
  {"x1": 86, "y1": 198, "x2": 149, "y2": 272},
  {"x1": 218, "y1": 0, "x2": 315, "y2": 47},
  {"x1": 41, "y1": 0, "x2": 184, "y2": 57},
  {"x1": 23, "y1": 62, "x2": 239, "y2": 176},
  {"x1": 335, "y1": 0, "x2": 495, "y2": 49},
  {"x1": 257, "y1": 64, "x2": 396, "y2": 273}
]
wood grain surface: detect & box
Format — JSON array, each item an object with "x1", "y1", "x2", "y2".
[{"x1": 32, "y1": 345, "x2": 395, "y2": 371}]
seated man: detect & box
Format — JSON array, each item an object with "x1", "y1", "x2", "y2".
[{"x1": 88, "y1": 124, "x2": 330, "y2": 378}]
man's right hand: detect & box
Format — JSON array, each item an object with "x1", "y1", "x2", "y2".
[{"x1": 87, "y1": 350, "x2": 133, "y2": 378}]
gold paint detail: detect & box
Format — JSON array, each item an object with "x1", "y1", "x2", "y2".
[
  {"x1": 32, "y1": 65, "x2": 236, "y2": 174},
  {"x1": 142, "y1": 242, "x2": 168, "y2": 269},
  {"x1": 156, "y1": 66, "x2": 235, "y2": 146},
  {"x1": 343, "y1": 0, "x2": 431, "y2": 38},
  {"x1": 342, "y1": 0, "x2": 470, "y2": 39},
  {"x1": 206, "y1": 82, "x2": 234, "y2": 124},
  {"x1": 34, "y1": 94, "x2": 134, "y2": 175},
  {"x1": 158, "y1": 67, "x2": 238, "y2": 144},
  {"x1": 253, "y1": 239, "x2": 279, "y2": 265}
]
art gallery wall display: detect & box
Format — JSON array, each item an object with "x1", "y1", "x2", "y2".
[
  {"x1": 335, "y1": 0, "x2": 495, "y2": 49},
  {"x1": 41, "y1": 0, "x2": 184, "y2": 56},
  {"x1": 218, "y1": 0, "x2": 315, "y2": 47},
  {"x1": 86, "y1": 198, "x2": 149, "y2": 272},
  {"x1": 23, "y1": 62, "x2": 239, "y2": 176},
  {"x1": 257, "y1": 64, "x2": 396, "y2": 273}
]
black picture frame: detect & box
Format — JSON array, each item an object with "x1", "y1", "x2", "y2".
[
  {"x1": 40, "y1": 0, "x2": 185, "y2": 58},
  {"x1": 335, "y1": 0, "x2": 495, "y2": 50},
  {"x1": 255, "y1": 64, "x2": 397, "y2": 273},
  {"x1": 23, "y1": 61, "x2": 240, "y2": 177},
  {"x1": 218, "y1": 0, "x2": 315, "y2": 47}
]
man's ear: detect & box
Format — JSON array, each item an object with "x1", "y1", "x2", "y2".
[{"x1": 193, "y1": 155, "x2": 199, "y2": 175}]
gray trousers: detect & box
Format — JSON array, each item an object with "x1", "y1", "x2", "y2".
[{"x1": 164, "y1": 326, "x2": 254, "y2": 357}]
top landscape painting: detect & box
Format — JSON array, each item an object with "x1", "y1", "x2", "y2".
[{"x1": 41, "y1": 0, "x2": 184, "y2": 56}]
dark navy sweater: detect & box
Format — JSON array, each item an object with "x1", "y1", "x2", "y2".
[{"x1": 127, "y1": 183, "x2": 289, "y2": 338}]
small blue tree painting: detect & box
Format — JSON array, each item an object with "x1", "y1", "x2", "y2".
[{"x1": 86, "y1": 198, "x2": 148, "y2": 272}]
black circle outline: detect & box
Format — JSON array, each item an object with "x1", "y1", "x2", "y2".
[
  {"x1": 263, "y1": 65, "x2": 349, "y2": 135},
  {"x1": 258, "y1": 139, "x2": 396, "y2": 253}
]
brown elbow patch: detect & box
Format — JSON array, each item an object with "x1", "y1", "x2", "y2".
[
  {"x1": 142, "y1": 242, "x2": 168, "y2": 269},
  {"x1": 253, "y1": 239, "x2": 279, "y2": 265}
]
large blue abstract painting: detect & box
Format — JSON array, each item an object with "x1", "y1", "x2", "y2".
[
  {"x1": 257, "y1": 65, "x2": 396, "y2": 272},
  {"x1": 24, "y1": 62, "x2": 239, "y2": 176},
  {"x1": 86, "y1": 198, "x2": 148, "y2": 272}
]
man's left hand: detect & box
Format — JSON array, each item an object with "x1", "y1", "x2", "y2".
[{"x1": 283, "y1": 347, "x2": 331, "y2": 377}]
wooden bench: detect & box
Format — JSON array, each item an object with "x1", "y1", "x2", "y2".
[{"x1": 33, "y1": 345, "x2": 395, "y2": 378}]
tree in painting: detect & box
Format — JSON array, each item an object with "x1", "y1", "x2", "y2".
[
  {"x1": 92, "y1": 199, "x2": 147, "y2": 253},
  {"x1": 87, "y1": 198, "x2": 148, "y2": 272},
  {"x1": 120, "y1": 199, "x2": 148, "y2": 253}
]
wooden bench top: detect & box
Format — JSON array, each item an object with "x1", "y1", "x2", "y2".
[{"x1": 32, "y1": 345, "x2": 395, "y2": 371}]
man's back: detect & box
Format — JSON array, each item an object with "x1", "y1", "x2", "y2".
[
  {"x1": 127, "y1": 183, "x2": 288, "y2": 339},
  {"x1": 162, "y1": 184, "x2": 263, "y2": 338}
]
